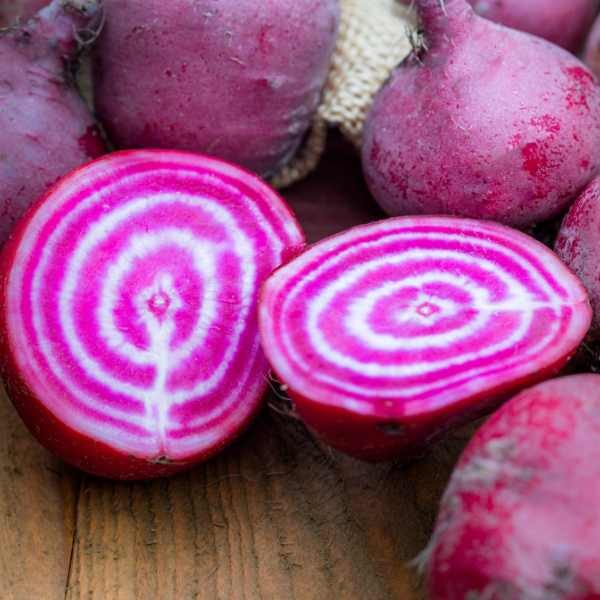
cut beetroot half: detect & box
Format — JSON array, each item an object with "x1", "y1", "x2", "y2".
[
  {"x1": 0, "y1": 150, "x2": 305, "y2": 479},
  {"x1": 259, "y1": 217, "x2": 591, "y2": 461}
]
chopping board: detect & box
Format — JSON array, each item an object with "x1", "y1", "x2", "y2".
[{"x1": 0, "y1": 135, "x2": 471, "y2": 600}]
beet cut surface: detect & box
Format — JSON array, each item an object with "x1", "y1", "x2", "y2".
[
  {"x1": 0, "y1": 150, "x2": 305, "y2": 479},
  {"x1": 259, "y1": 216, "x2": 591, "y2": 460}
]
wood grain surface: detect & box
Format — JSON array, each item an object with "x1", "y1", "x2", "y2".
[{"x1": 0, "y1": 136, "x2": 470, "y2": 600}]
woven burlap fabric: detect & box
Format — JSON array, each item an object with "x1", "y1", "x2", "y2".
[{"x1": 272, "y1": 0, "x2": 415, "y2": 189}]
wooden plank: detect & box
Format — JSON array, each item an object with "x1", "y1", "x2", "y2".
[
  {"x1": 65, "y1": 409, "x2": 467, "y2": 600},
  {"x1": 0, "y1": 389, "x2": 79, "y2": 600}
]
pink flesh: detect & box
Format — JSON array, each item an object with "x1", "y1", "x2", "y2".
[
  {"x1": 363, "y1": 0, "x2": 600, "y2": 229},
  {"x1": 259, "y1": 217, "x2": 591, "y2": 420},
  {"x1": 3, "y1": 150, "x2": 304, "y2": 461},
  {"x1": 427, "y1": 374, "x2": 600, "y2": 599},
  {"x1": 556, "y1": 176, "x2": 600, "y2": 338}
]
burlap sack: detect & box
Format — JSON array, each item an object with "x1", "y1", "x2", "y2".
[{"x1": 272, "y1": 0, "x2": 415, "y2": 188}]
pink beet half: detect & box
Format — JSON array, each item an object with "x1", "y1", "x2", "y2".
[
  {"x1": 470, "y1": 0, "x2": 599, "y2": 52},
  {"x1": 93, "y1": 0, "x2": 339, "y2": 177},
  {"x1": 0, "y1": 0, "x2": 105, "y2": 244},
  {"x1": 556, "y1": 177, "x2": 600, "y2": 338},
  {"x1": 362, "y1": 0, "x2": 600, "y2": 229},
  {"x1": 427, "y1": 374, "x2": 600, "y2": 599},
  {"x1": 0, "y1": 150, "x2": 305, "y2": 479},
  {"x1": 258, "y1": 217, "x2": 591, "y2": 461}
]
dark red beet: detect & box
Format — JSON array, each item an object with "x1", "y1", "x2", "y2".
[
  {"x1": 0, "y1": 0, "x2": 105, "y2": 243},
  {"x1": 470, "y1": 0, "x2": 599, "y2": 52},
  {"x1": 585, "y1": 14, "x2": 600, "y2": 81}
]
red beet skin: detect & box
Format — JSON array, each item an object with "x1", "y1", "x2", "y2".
[
  {"x1": 427, "y1": 375, "x2": 600, "y2": 599},
  {"x1": 93, "y1": 0, "x2": 339, "y2": 177},
  {"x1": 0, "y1": 0, "x2": 105, "y2": 244},
  {"x1": 362, "y1": 0, "x2": 600, "y2": 229},
  {"x1": 585, "y1": 14, "x2": 600, "y2": 80},
  {"x1": 470, "y1": 0, "x2": 599, "y2": 52},
  {"x1": 258, "y1": 216, "x2": 591, "y2": 461},
  {"x1": 556, "y1": 177, "x2": 600, "y2": 338},
  {"x1": 0, "y1": 150, "x2": 305, "y2": 479}
]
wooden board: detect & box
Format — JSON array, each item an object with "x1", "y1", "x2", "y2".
[{"x1": 0, "y1": 136, "x2": 470, "y2": 600}]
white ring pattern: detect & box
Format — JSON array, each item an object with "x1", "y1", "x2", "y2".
[
  {"x1": 6, "y1": 154, "x2": 303, "y2": 459},
  {"x1": 260, "y1": 219, "x2": 589, "y2": 418}
]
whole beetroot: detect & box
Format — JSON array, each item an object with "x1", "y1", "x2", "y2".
[
  {"x1": 0, "y1": 0, "x2": 48, "y2": 25},
  {"x1": 93, "y1": 0, "x2": 339, "y2": 177},
  {"x1": 555, "y1": 177, "x2": 600, "y2": 338},
  {"x1": 0, "y1": 0, "x2": 105, "y2": 243},
  {"x1": 470, "y1": 0, "x2": 599, "y2": 52},
  {"x1": 584, "y1": 15, "x2": 600, "y2": 79},
  {"x1": 362, "y1": 0, "x2": 600, "y2": 229},
  {"x1": 426, "y1": 375, "x2": 600, "y2": 599}
]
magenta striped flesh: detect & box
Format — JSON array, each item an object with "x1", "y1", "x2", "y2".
[
  {"x1": 259, "y1": 217, "x2": 591, "y2": 418},
  {"x1": 4, "y1": 150, "x2": 304, "y2": 460}
]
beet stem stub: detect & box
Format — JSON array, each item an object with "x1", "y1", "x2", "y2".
[
  {"x1": 259, "y1": 217, "x2": 591, "y2": 461},
  {"x1": 416, "y1": 0, "x2": 472, "y2": 38},
  {"x1": 0, "y1": 150, "x2": 305, "y2": 479}
]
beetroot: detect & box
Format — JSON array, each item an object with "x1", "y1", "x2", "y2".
[
  {"x1": 93, "y1": 0, "x2": 339, "y2": 177},
  {"x1": 555, "y1": 177, "x2": 600, "y2": 338},
  {"x1": 426, "y1": 374, "x2": 600, "y2": 599},
  {"x1": 0, "y1": 0, "x2": 48, "y2": 25},
  {"x1": 584, "y1": 14, "x2": 600, "y2": 79},
  {"x1": 258, "y1": 216, "x2": 591, "y2": 461},
  {"x1": 0, "y1": 150, "x2": 305, "y2": 479},
  {"x1": 469, "y1": 0, "x2": 599, "y2": 52},
  {"x1": 362, "y1": 0, "x2": 600, "y2": 229},
  {"x1": 0, "y1": 0, "x2": 105, "y2": 244}
]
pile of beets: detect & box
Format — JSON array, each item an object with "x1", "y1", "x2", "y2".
[{"x1": 2, "y1": 0, "x2": 600, "y2": 597}]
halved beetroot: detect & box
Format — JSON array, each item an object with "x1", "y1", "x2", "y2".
[
  {"x1": 0, "y1": 150, "x2": 305, "y2": 479},
  {"x1": 259, "y1": 217, "x2": 591, "y2": 461}
]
